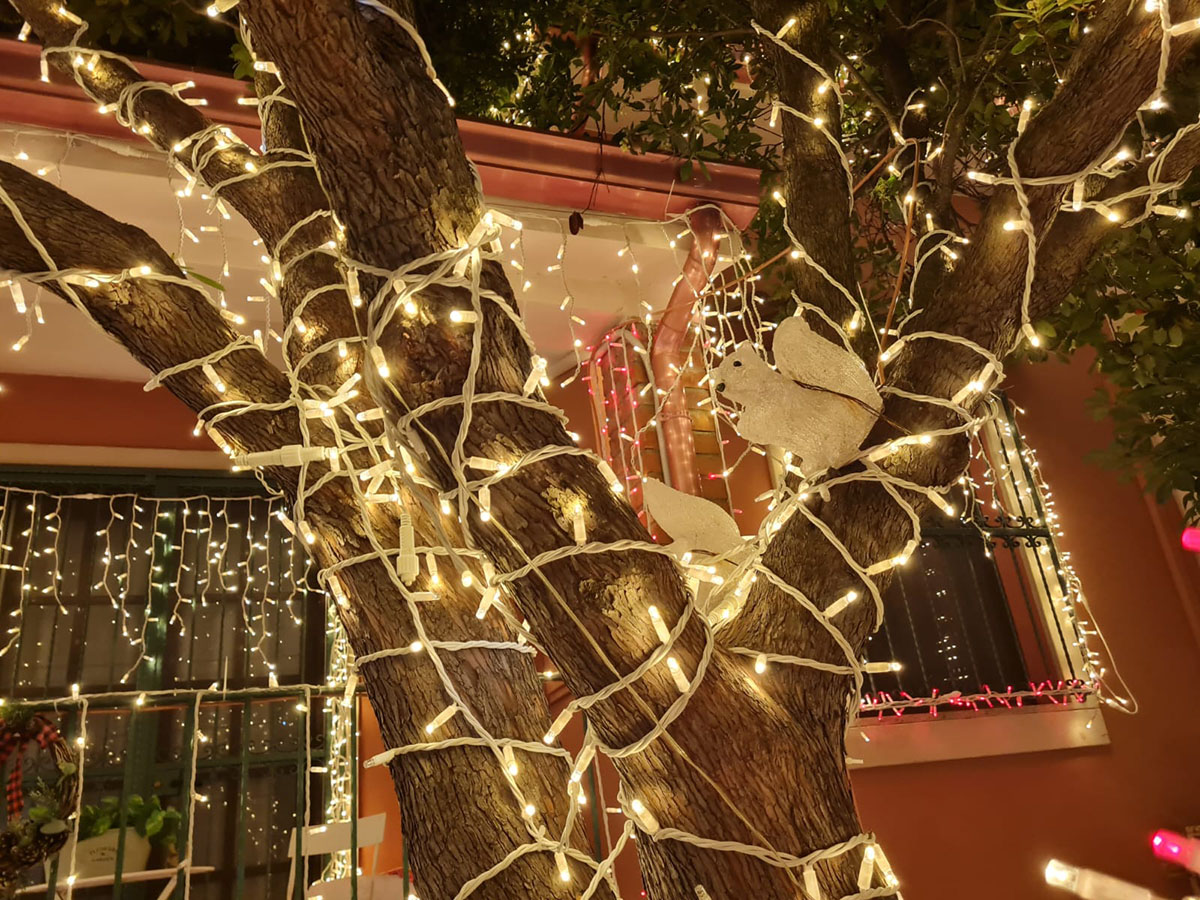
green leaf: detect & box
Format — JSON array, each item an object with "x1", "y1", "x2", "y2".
[
  {"x1": 144, "y1": 809, "x2": 165, "y2": 838},
  {"x1": 182, "y1": 269, "x2": 226, "y2": 292},
  {"x1": 1011, "y1": 32, "x2": 1039, "y2": 54},
  {"x1": 1118, "y1": 312, "x2": 1145, "y2": 333}
]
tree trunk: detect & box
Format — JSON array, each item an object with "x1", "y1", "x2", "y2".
[{"x1": 1029, "y1": 125, "x2": 1200, "y2": 322}]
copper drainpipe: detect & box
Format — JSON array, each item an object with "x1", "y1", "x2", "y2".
[{"x1": 650, "y1": 206, "x2": 721, "y2": 495}]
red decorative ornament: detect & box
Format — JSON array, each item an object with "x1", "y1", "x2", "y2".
[{"x1": 0, "y1": 715, "x2": 63, "y2": 818}]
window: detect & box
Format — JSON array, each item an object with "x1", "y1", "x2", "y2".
[
  {"x1": 860, "y1": 396, "x2": 1096, "y2": 719},
  {"x1": 0, "y1": 470, "x2": 340, "y2": 899}
]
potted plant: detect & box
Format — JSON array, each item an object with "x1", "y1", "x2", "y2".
[{"x1": 45, "y1": 795, "x2": 181, "y2": 883}]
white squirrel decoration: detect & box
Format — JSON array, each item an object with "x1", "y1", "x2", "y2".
[
  {"x1": 714, "y1": 314, "x2": 882, "y2": 474},
  {"x1": 642, "y1": 477, "x2": 745, "y2": 615},
  {"x1": 642, "y1": 477, "x2": 743, "y2": 556}
]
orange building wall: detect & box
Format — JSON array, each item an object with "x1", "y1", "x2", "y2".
[
  {"x1": 848, "y1": 353, "x2": 1200, "y2": 900},
  {"x1": 0, "y1": 372, "x2": 206, "y2": 449},
  {"x1": 4, "y1": 360, "x2": 1200, "y2": 899}
]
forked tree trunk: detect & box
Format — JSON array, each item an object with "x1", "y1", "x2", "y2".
[
  {"x1": 3, "y1": 0, "x2": 1200, "y2": 896},
  {"x1": 243, "y1": 1, "x2": 886, "y2": 896}
]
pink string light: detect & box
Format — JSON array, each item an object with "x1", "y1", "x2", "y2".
[
  {"x1": 1181, "y1": 527, "x2": 1200, "y2": 553},
  {"x1": 1151, "y1": 829, "x2": 1200, "y2": 874}
]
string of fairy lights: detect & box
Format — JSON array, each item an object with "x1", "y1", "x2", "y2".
[
  {"x1": 0, "y1": 488, "x2": 320, "y2": 677},
  {"x1": 322, "y1": 600, "x2": 356, "y2": 884},
  {"x1": 0, "y1": 0, "x2": 1186, "y2": 898},
  {"x1": 0, "y1": 486, "x2": 351, "y2": 897}
]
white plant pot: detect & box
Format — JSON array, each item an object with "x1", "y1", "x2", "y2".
[{"x1": 45, "y1": 828, "x2": 152, "y2": 883}]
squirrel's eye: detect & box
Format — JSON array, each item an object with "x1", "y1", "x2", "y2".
[{"x1": 732, "y1": 360, "x2": 743, "y2": 368}]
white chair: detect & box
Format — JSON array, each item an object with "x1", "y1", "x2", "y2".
[{"x1": 286, "y1": 813, "x2": 408, "y2": 900}]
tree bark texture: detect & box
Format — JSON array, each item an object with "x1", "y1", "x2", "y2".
[
  {"x1": 750, "y1": 0, "x2": 860, "y2": 333},
  {"x1": 1028, "y1": 125, "x2": 1200, "y2": 322}
]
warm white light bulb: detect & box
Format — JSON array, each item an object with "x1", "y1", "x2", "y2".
[{"x1": 370, "y1": 346, "x2": 390, "y2": 378}]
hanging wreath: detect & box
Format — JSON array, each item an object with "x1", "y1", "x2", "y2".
[{"x1": 0, "y1": 710, "x2": 78, "y2": 898}]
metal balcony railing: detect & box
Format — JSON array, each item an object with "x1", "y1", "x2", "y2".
[{"x1": 0, "y1": 472, "x2": 342, "y2": 898}]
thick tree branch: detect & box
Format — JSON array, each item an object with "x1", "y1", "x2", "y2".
[
  {"x1": 910, "y1": 0, "x2": 1200, "y2": 376},
  {"x1": 752, "y1": 0, "x2": 860, "y2": 331},
  {"x1": 246, "y1": 0, "x2": 480, "y2": 264},
  {"x1": 9, "y1": 0, "x2": 330, "y2": 256},
  {"x1": 1029, "y1": 125, "x2": 1200, "y2": 322},
  {"x1": 0, "y1": 159, "x2": 293, "y2": 450}
]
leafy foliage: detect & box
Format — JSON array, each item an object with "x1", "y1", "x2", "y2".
[
  {"x1": 0, "y1": 0, "x2": 237, "y2": 71},
  {"x1": 1045, "y1": 169, "x2": 1200, "y2": 522},
  {"x1": 21, "y1": 766, "x2": 76, "y2": 843},
  {"x1": 76, "y1": 795, "x2": 182, "y2": 850}
]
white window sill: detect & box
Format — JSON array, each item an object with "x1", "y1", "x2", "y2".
[
  {"x1": 847, "y1": 700, "x2": 1108, "y2": 768},
  {"x1": 0, "y1": 442, "x2": 227, "y2": 469}
]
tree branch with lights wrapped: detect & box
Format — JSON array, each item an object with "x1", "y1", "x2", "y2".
[{"x1": 0, "y1": 0, "x2": 1198, "y2": 898}]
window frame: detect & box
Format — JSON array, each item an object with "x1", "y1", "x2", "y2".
[{"x1": 0, "y1": 466, "x2": 341, "y2": 899}]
